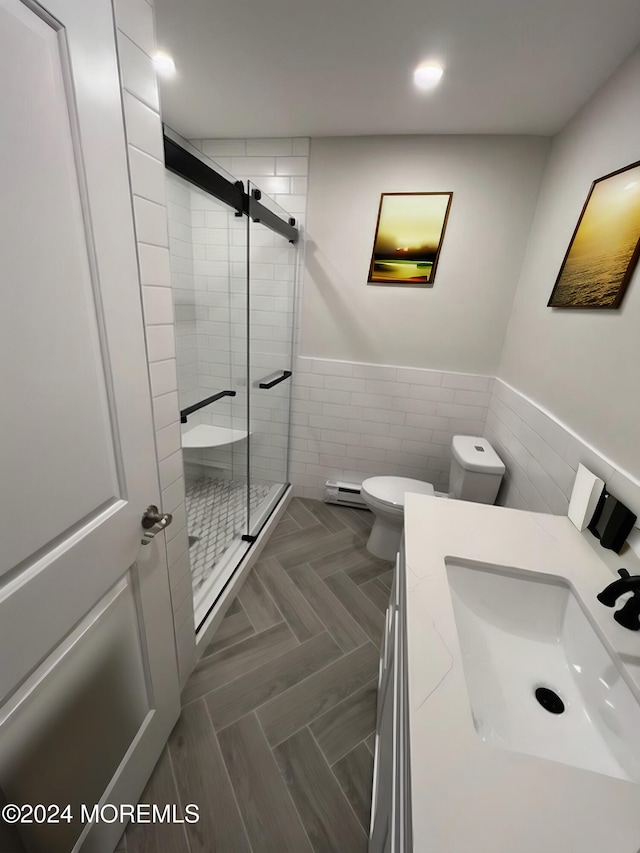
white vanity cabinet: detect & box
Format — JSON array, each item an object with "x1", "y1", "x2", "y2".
[{"x1": 370, "y1": 539, "x2": 412, "y2": 853}]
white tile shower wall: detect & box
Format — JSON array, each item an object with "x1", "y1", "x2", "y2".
[
  {"x1": 485, "y1": 379, "x2": 640, "y2": 521},
  {"x1": 191, "y1": 138, "x2": 307, "y2": 487},
  {"x1": 114, "y1": 0, "x2": 194, "y2": 686},
  {"x1": 290, "y1": 357, "x2": 492, "y2": 499},
  {"x1": 166, "y1": 175, "x2": 197, "y2": 398}
]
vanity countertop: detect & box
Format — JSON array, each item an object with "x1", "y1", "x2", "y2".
[{"x1": 404, "y1": 494, "x2": 640, "y2": 853}]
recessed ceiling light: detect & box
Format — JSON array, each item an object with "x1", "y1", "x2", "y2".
[
  {"x1": 624, "y1": 181, "x2": 638, "y2": 191},
  {"x1": 153, "y1": 52, "x2": 176, "y2": 77},
  {"x1": 413, "y1": 62, "x2": 444, "y2": 91}
]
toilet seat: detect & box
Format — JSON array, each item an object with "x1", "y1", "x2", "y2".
[{"x1": 361, "y1": 476, "x2": 435, "y2": 511}]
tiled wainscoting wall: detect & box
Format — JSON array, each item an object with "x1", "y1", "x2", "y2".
[
  {"x1": 290, "y1": 358, "x2": 492, "y2": 499},
  {"x1": 485, "y1": 379, "x2": 640, "y2": 519},
  {"x1": 114, "y1": 0, "x2": 194, "y2": 685}
]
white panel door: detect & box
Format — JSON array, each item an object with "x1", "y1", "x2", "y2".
[{"x1": 0, "y1": 0, "x2": 180, "y2": 850}]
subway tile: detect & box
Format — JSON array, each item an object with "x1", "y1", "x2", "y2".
[
  {"x1": 246, "y1": 138, "x2": 294, "y2": 156},
  {"x1": 153, "y1": 390, "x2": 180, "y2": 431},
  {"x1": 361, "y1": 407, "x2": 405, "y2": 425},
  {"x1": 292, "y1": 399, "x2": 323, "y2": 416},
  {"x1": 564, "y1": 438, "x2": 614, "y2": 486},
  {"x1": 436, "y1": 402, "x2": 485, "y2": 420},
  {"x1": 317, "y1": 441, "x2": 347, "y2": 457},
  {"x1": 526, "y1": 405, "x2": 572, "y2": 459},
  {"x1": 149, "y1": 358, "x2": 178, "y2": 397},
  {"x1": 519, "y1": 423, "x2": 575, "y2": 495},
  {"x1": 404, "y1": 412, "x2": 449, "y2": 430},
  {"x1": 118, "y1": 33, "x2": 159, "y2": 110},
  {"x1": 166, "y1": 524, "x2": 189, "y2": 573},
  {"x1": 396, "y1": 367, "x2": 442, "y2": 386},
  {"x1": 349, "y1": 393, "x2": 392, "y2": 409},
  {"x1": 274, "y1": 194, "x2": 306, "y2": 214},
  {"x1": 231, "y1": 156, "x2": 276, "y2": 176},
  {"x1": 245, "y1": 175, "x2": 291, "y2": 195},
  {"x1": 319, "y1": 453, "x2": 352, "y2": 468},
  {"x1": 166, "y1": 504, "x2": 187, "y2": 542},
  {"x1": 361, "y1": 435, "x2": 399, "y2": 451},
  {"x1": 294, "y1": 372, "x2": 325, "y2": 389},
  {"x1": 176, "y1": 624, "x2": 196, "y2": 688},
  {"x1": 352, "y1": 364, "x2": 397, "y2": 381},
  {"x1": 408, "y1": 384, "x2": 455, "y2": 403},
  {"x1": 312, "y1": 415, "x2": 351, "y2": 431},
  {"x1": 292, "y1": 138, "x2": 310, "y2": 156},
  {"x1": 426, "y1": 456, "x2": 451, "y2": 472},
  {"x1": 322, "y1": 376, "x2": 362, "y2": 393},
  {"x1": 158, "y1": 448, "x2": 183, "y2": 490},
  {"x1": 441, "y1": 373, "x2": 492, "y2": 391},
  {"x1": 115, "y1": 0, "x2": 155, "y2": 56},
  {"x1": 389, "y1": 424, "x2": 432, "y2": 442},
  {"x1": 155, "y1": 422, "x2": 181, "y2": 462},
  {"x1": 350, "y1": 420, "x2": 389, "y2": 437},
  {"x1": 123, "y1": 92, "x2": 164, "y2": 160},
  {"x1": 400, "y1": 438, "x2": 435, "y2": 455},
  {"x1": 275, "y1": 156, "x2": 308, "y2": 176},
  {"x1": 607, "y1": 469, "x2": 640, "y2": 517},
  {"x1": 322, "y1": 403, "x2": 361, "y2": 419},
  {"x1": 291, "y1": 176, "x2": 308, "y2": 195},
  {"x1": 142, "y1": 285, "x2": 174, "y2": 325},
  {"x1": 133, "y1": 197, "x2": 169, "y2": 247},
  {"x1": 351, "y1": 445, "x2": 387, "y2": 462},
  {"x1": 168, "y1": 551, "x2": 191, "y2": 592},
  {"x1": 363, "y1": 379, "x2": 407, "y2": 397},
  {"x1": 453, "y1": 389, "x2": 491, "y2": 407},
  {"x1": 146, "y1": 325, "x2": 176, "y2": 362},
  {"x1": 162, "y1": 476, "x2": 186, "y2": 514},
  {"x1": 201, "y1": 139, "x2": 247, "y2": 157}
]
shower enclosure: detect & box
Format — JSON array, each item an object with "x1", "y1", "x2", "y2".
[{"x1": 164, "y1": 132, "x2": 298, "y2": 632}]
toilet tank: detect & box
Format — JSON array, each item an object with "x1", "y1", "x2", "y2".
[{"x1": 449, "y1": 435, "x2": 505, "y2": 504}]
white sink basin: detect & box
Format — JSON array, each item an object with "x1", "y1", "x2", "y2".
[{"x1": 445, "y1": 558, "x2": 640, "y2": 783}]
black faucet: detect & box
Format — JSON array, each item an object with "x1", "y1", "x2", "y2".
[{"x1": 597, "y1": 569, "x2": 640, "y2": 631}]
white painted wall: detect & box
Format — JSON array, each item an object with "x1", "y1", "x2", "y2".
[
  {"x1": 301, "y1": 135, "x2": 550, "y2": 373},
  {"x1": 498, "y1": 47, "x2": 640, "y2": 480}
]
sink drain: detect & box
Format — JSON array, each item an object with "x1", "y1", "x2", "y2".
[{"x1": 534, "y1": 686, "x2": 565, "y2": 714}]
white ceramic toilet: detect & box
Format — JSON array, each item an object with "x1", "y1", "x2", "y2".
[{"x1": 360, "y1": 435, "x2": 506, "y2": 561}]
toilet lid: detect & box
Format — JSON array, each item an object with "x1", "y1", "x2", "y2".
[{"x1": 362, "y1": 476, "x2": 434, "y2": 508}]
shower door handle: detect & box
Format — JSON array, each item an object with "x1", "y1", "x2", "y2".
[
  {"x1": 258, "y1": 370, "x2": 292, "y2": 389},
  {"x1": 141, "y1": 504, "x2": 173, "y2": 545}
]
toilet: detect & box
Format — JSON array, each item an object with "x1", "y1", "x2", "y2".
[{"x1": 360, "y1": 435, "x2": 506, "y2": 561}]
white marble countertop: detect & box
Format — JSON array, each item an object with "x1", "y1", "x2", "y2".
[{"x1": 404, "y1": 494, "x2": 640, "y2": 853}]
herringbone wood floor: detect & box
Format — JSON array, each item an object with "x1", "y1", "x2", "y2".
[{"x1": 122, "y1": 498, "x2": 392, "y2": 853}]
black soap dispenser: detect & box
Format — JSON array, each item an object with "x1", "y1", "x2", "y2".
[{"x1": 588, "y1": 490, "x2": 637, "y2": 554}]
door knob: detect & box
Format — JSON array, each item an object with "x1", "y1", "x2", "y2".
[{"x1": 141, "y1": 504, "x2": 173, "y2": 545}]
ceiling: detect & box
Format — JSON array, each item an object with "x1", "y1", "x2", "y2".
[{"x1": 154, "y1": 0, "x2": 640, "y2": 139}]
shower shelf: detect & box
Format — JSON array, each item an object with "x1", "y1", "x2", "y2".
[{"x1": 181, "y1": 424, "x2": 249, "y2": 449}]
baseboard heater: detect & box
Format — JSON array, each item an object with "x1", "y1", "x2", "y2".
[{"x1": 324, "y1": 480, "x2": 368, "y2": 509}]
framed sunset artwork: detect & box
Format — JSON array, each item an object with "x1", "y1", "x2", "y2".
[
  {"x1": 368, "y1": 192, "x2": 453, "y2": 286},
  {"x1": 548, "y1": 161, "x2": 640, "y2": 308}
]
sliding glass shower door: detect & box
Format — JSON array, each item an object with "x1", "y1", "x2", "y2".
[
  {"x1": 166, "y1": 170, "x2": 250, "y2": 617},
  {"x1": 164, "y1": 136, "x2": 299, "y2": 632},
  {"x1": 246, "y1": 184, "x2": 296, "y2": 536}
]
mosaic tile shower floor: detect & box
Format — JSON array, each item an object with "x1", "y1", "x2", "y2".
[{"x1": 185, "y1": 476, "x2": 271, "y2": 594}]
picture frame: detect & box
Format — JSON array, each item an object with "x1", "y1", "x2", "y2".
[
  {"x1": 547, "y1": 160, "x2": 640, "y2": 308},
  {"x1": 367, "y1": 192, "x2": 453, "y2": 286}
]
